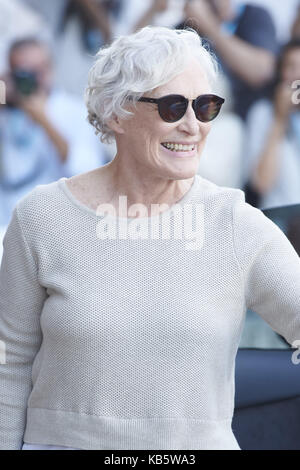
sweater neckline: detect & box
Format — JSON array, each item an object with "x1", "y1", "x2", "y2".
[{"x1": 57, "y1": 174, "x2": 201, "y2": 222}]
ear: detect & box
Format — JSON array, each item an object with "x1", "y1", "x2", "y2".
[{"x1": 106, "y1": 114, "x2": 125, "y2": 135}]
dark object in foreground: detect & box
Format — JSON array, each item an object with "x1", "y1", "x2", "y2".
[{"x1": 233, "y1": 203, "x2": 300, "y2": 450}]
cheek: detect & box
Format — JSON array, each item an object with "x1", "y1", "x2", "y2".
[
  {"x1": 131, "y1": 113, "x2": 162, "y2": 139},
  {"x1": 150, "y1": 122, "x2": 175, "y2": 147},
  {"x1": 197, "y1": 124, "x2": 211, "y2": 152},
  {"x1": 201, "y1": 123, "x2": 212, "y2": 138},
  {"x1": 123, "y1": 115, "x2": 146, "y2": 139}
]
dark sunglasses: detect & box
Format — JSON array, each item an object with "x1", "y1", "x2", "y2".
[{"x1": 137, "y1": 93, "x2": 225, "y2": 123}]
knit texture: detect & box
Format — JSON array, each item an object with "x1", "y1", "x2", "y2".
[{"x1": 0, "y1": 174, "x2": 300, "y2": 450}]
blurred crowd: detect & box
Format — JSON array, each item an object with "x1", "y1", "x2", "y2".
[{"x1": 1, "y1": 0, "x2": 300, "y2": 250}]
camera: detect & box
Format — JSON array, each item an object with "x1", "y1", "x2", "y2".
[{"x1": 11, "y1": 69, "x2": 38, "y2": 96}]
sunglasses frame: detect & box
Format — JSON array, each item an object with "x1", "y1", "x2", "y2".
[{"x1": 137, "y1": 93, "x2": 225, "y2": 123}]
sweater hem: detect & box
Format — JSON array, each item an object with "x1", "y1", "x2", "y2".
[{"x1": 23, "y1": 407, "x2": 241, "y2": 450}]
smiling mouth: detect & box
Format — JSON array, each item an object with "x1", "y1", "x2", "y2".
[{"x1": 161, "y1": 143, "x2": 196, "y2": 152}]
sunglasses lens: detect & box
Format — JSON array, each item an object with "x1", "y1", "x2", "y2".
[
  {"x1": 194, "y1": 95, "x2": 224, "y2": 122},
  {"x1": 159, "y1": 95, "x2": 187, "y2": 122}
]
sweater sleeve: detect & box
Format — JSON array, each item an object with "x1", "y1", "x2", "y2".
[
  {"x1": 0, "y1": 205, "x2": 47, "y2": 449},
  {"x1": 232, "y1": 191, "x2": 300, "y2": 348}
]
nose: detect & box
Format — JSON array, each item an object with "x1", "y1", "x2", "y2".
[{"x1": 177, "y1": 101, "x2": 202, "y2": 136}]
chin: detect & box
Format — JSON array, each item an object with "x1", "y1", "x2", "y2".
[
  {"x1": 168, "y1": 164, "x2": 198, "y2": 181},
  {"x1": 176, "y1": 156, "x2": 200, "y2": 173}
]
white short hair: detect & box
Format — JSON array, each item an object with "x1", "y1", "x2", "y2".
[{"x1": 84, "y1": 26, "x2": 220, "y2": 144}]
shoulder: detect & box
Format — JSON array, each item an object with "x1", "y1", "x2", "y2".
[
  {"x1": 229, "y1": 184, "x2": 285, "y2": 250},
  {"x1": 16, "y1": 179, "x2": 60, "y2": 210},
  {"x1": 196, "y1": 174, "x2": 278, "y2": 232},
  {"x1": 14, "y1": 179, "x2": 64, "y2": 239},
  {"x1": 15, "y1": 168, "x2": 99, "y2": 230},
  {"x1": 195, "y1": 174, "x2": 247, "y2": 210}
]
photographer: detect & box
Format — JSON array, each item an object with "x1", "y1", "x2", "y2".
[
  {"x1": 0, "y1": 37, "x2": 108, "y2": 227},
  {"x1": 243, "y1": 39, "x2": 300, "y2": 209}
]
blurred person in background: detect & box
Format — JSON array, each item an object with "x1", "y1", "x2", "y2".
[
  {"x1": 22, "y1": 0, "x2": 122, "y2": 48},
  {"x1": 133, "y1": 0, "x2": 169, "y2": 32},
  {"x1": 236, "y1": 0, "x2": 300, "y2": 45},
  {"x1": 0, "y1": 227, "x2": 5, "y2": 262},
  {"x1": 291, "y1": 2, "x2": 300, "y2": 39},
  {"x1": 132, "y1": 0, "x2": 188, "y2": 33},
  {"x1": 0, "y1": 0, "x2": 51, "y2": 245},
  {"x1": 20, "y1": 0, "x2": 68, "y2": 35},
  {"x1": 243, "y1": 39, "x2": 300, "y2": 210},
  {"x1": 119, "y1": 0, "x2": 246, "y2": 191},
  {"x1": 31, "y1": 0, "x2": 124, "y2": 99},
  {"x1": 60, "y1": 0, "x2": 123, "y2": 53},
  {"x1": 0, "y1": 0, "x2": 50, "y2": 75},
  {"x1": 0, "y1": 37, "x2": 109, "y2": 227},
  {"x1": 115, "y1": 0, "x2": 186, "y2": 36},
  {"x1": 177, "y1": 0, "x2": 278, "y2": 121},
  {"x1": 197, "y1": 73, "x2": 245, "y2": 189}
]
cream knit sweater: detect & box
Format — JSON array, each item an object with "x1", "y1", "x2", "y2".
[{"x1": 0, "y1": 174, "x2": 300, "y2": 450}]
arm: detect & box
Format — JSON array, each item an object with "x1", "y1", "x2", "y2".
[
  {"x1": 233, "y1": 191, "x2": 300, "y2": 347},
  {"x1": 248, "y1": 84, "x2": 295, "y2": 195},
  {"x1": 34, "y1": 115, "x2": 69, "y2": 164},
  {"x1": 185, "y1": 0, "x2": 276, "y2": 87},
  {"x1": 250, "y1": 117, "x2": 286, "y2": 195},
  {"x1": 0, "y1": 207, "x2": 48, "y2": 449},
  {"x1": 72, "y1": 0, "x2": 111, "y2": 43},
  {"x1": 133, "y1": 0, "x2": 168, "y2": 32},
  {"x1": 242, "y1": 99, "x2": 274, "y2": 189},
  {"x1": 20, "y1": 93, "x2": 108, "y2": 172},
  {"x1": 19, "y1": 93, "x2": 69, "y2": 164},
  {"x1": 209, "y1": 32, "x2": 275, "y2": 88}
]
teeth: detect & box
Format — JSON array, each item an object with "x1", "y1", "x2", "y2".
[{"x1": 162, "y1": 143, "x2": 195, "y2": 152}]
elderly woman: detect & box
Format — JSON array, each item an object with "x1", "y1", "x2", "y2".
[{"x1": 0, "y1": 26, "x2": 300, "y2": 451}]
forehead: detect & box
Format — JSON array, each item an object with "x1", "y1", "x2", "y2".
[
  {"x1": 151, "y1": 58, "x2": 212, "y2": 99},
  {"x1": 10, "y1": 44, "x2": 51, "y2": 69}
]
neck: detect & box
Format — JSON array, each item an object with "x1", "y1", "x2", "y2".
[{"x1": 98, "y1": 152, "x2": 195, "y2": 218}]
